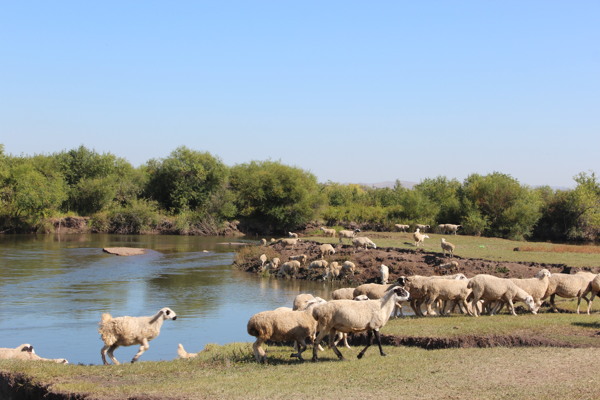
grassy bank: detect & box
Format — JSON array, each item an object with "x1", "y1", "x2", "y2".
[{"x1": 2, "y1": 312, "x2": 600, "y2": 400}]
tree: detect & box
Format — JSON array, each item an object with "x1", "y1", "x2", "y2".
[
  {"x1": 144, "y1": 147, "x2": 229, "y2": 214},
  {"x1": 414, "y1": 176, "x2": 461, "y2": 224},
  {"x1": 229, "y1": 161, "x2": 324, "y2": 233}
]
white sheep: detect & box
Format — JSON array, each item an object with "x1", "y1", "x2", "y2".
[
  {"x1": 311, "y1": 286, "x2": 410, "y2": 361},
  {"x1": 99, "y1": 307, "x2": 177, "y2": 365},
  {"x1": 404, "y1": 274, "x2": 467, "y2": 316},
  {"x1": 288, "y1": 232, "x2": 299, "y2": 238},
  {"x1": 331, "y1": 287, "x2": 355, "y2": 300},
  {"x1": 422, "y1": 278, "x2": 473, "y2": 316},
  {"x1": 444, "y1": 224, "x2": 461, "y2": 234},
  {"x1": 440, "y1": 238, "x2": 455, "y2": 257},
  {"x1": 338, "y1": 229, "x2": 361, "y2": 243},
  {"x1": 260, "y1": 238, "x2": 267, "y2": 246},
  {"x1": 585, "y1": 274, "x2": 600, "y2": 314},
  {"x1": 289, "y1": 254, "x2": 307, "y2": 265},
  {"x1": 259, "y1": 254, "x2": 268, "y2": 268},
  {"x1": 415, "y1": 224, "x2": 430, "y2": 232},
  {"x1": 322, "y1": 261, "x2": 340, "y2": 281},
  {"x1": 320, "y1": 227, "x2": 337, "y2": 237},
  {"x1": 413, "y1": 231, "x2": 429, "y2": 247},
  {"x1": 278, "y1": 260, "x2": 301, "y2": 279},
  {"x1": 279, "y1": 238, "x2": 300, "y2": 248},
  {"x1": 341, "y1": 261, "x2": 357, "y2": 277},
  {"x1": 0, "y1": 344, "x2": 68, "y2": 363},
  {"x1": 380, "y1": 264, "x2": 389, "y2": 284},
  {"x1": 468, "y1": 275, "x2": 537, "y2": 316},
  {"x1": 293, "y1": 293, "x2": 326, "y2": 311},
  {"x1": 394, "y1": 224, "x2": 410, "y2": 232},
  {"x1": 319, "y1": 243, "x2": 336, "y2": 258},
  {"x1": 352, "y1": 236, "x2": 376, "y2": 250},
  {"x1": 352, "y1": 282, "x2": 405, "y2": 318},
  {"x1": 510, "y1": 269, "x2": 552, "y2": 309},
  {"x1": 247, "y1": 305, "x2": 320, "y2": 363},
  {"x1": 543, "y1": 272, "x2": 595, "y2": 314},
  {"x1": 177, "y1": 343, "x2": 198, "y2": 359}
]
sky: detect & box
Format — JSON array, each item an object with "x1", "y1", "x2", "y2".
[{"x1": 1, "y1": 1, "x2": 598, "y2": 189}]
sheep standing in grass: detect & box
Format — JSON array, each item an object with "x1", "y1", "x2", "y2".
[
  {"x1": 422, "y1": 279, "x2": 472, "y2": 316},
  {"x1": 279, "y1": 238, "x2": 300, "y2": 249},
  {"x1": 445, "y1": 224, "x2": 461, "y2": 234},
  {"x1": 394, "y1": 224, "x2": 410, "y2": 232},
  {"x1": 99, "y1": 307, "x2": 177, "y2": 365},
  {"x1": 440, "y1": 238, "x2": 455, "y2": 257},
  {"x1": 543, "y1": 273, "x2": 594, "y2": 314},
  {"x1": 415, "y1": 224, "x2": 430, "y2": 232},
  {"x1": 0, "y1": 344, "x2": 68, "y2": 363},
  {"x1": 352, "y1": 237, "x2": 376, "y2": 250},
  {"x1": 319, "y1": 243, "x2": 336, "y2": 258},
  {"x1": 247, "y1": 303, "x2": 321, "y2": 363},
  {"x1": 413, "y1": 230, "x2": 429, "y2": 247},
  {"x1": 338, "y1": 229, "x2": 361, "y2": 244},
  {"x1": 510, "y1": 269, "x2": 552, "y2": 309},
  {"x1": 311, "y1": 286, "x2": 410, "y2": 361},
  {"x1": 320, "y1": 227, "x2": 336, "y2": 237},
  {"x1": 380, "y1": 264, "x2": 389, "y2": 284},
  {"x1": 468, "y1": 275, "x2": 537, "y2": 316}
]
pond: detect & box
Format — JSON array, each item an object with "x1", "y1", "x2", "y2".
[{"x1": 0, "y1": 234, "x2": 340, "y2": 365}]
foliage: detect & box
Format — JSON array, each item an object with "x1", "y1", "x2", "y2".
[
  {"x1": 229, "y1": 160, "x2": 324, "y2": 233},
  {"x1": 106, "y1": 199, "x2": 160, "y2": 234},
  {"x1": 144, "y1": 146, "x2": 229, "y2": 214}
]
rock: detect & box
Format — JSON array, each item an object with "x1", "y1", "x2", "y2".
[{"x1": 102, "y1": 247, "x2": 147, "y2": 256}]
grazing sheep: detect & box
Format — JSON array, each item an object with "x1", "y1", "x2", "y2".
[
  {"x1": 352, "y1": 237, "x2": 376, "y2": 250},
  {"x1": 319, "y1": 243, "x2": 336, "y2": 258},
  {"x1": 440, "y1": 238, "x2": 455, "y2": 257},
  {"x1": 293, "y1": 294, "x2": 326, "y2": 311},
  {"x1": 415, "y1": 224, "x2": 430, "y2": 232},
  {"x1": 99, "y1": 307, "x2": 177, "y2": 365},
  {"x1": 510, "y1": 269, "x2": 552, "y2": 309},
  {"x1": 278, "y1": 260, "x2": 301, "y2": 279},
  {"x1": 394, "y1": 224, "x2": 410, "y2": 232},
  {"x1": 380, "y1": 264, "x2": 389, "y2": 284},
  {"x1": 543, "y1": 273, "x2": 594, "y2": 314},
  {"x1": 309, "y1": 259, "x2": 329, "y2": 270},
  {"x1": 331, "y1": 287, "x2": 355, "y2": 300},
  {"x1": 338, "y1": 229, "x2": 361, "y2": 243},
  {"x1": 444, "y1": 224, "x2": 461, "y2": 235},
  {"x1": 288, "y1": 232, "x2": 299, "y2": 238},
  {"x1": 289, "y1": 254, "x2": 308, "y2": 265},
  {"x1": 413, "y1": 231, "x2": 429, "y2": 247},
  {"x1": 259, "y1": 254, "x2": 268, "y2": 268},
  {"x1": 341, "y1": 261, "x2": 357, "y2": 277},
  {"x1": 321, "y1": 261, "x2": 339, "y2": 281},
  {"x1": 279, "y1": 238, "x2": 300, "y2": 248},
  {"x1": 247, "y1": 304, "x2": 321, "y2": 363},
  {"x1": 177, "y1": 343, "x2": 198, "y2": 359},
  {"x1": 320, "y1": 227, "x2": 337, "y2": 237},
  {"x1": 468, "y1": 275, "x2": 537, "y2": 316},
  {"x1": 311, "y1": 286, "x2": 410, "y2": 361},
  {"x1": 423, "y1": 279, "x2": 473, "y2": 316},
  {"x1": 0, "y1": 344, "x2": 68, "y2": 363}
]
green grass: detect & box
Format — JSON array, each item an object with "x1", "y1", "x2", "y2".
[{"x1": 305, "y1": 231, "x2": 600, "y2": 267}]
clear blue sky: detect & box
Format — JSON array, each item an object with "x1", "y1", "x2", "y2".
[{"x1": 1, "y1": 1, "x2": 598, "y2": 188}]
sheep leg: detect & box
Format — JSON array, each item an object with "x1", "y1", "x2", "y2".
[
  {"x1": 576, "y1": 295, "x2": 590, "y2": 314},
  {"x1": 506, "y1": 299, "x2": 517, "y2": 316},
  {"x1": 587, "y1": 292, "x2": 597, "y2": 314},
  {"x1": 101, "y1": 345, "x2": 112, "y2": 365},
  {"x1": 425, "y1": 296, "x2": 438, "y2": 316},
  {"x1": 550, "y1": 294, "x2": 558, "y2": 312},
  {"x1": 131, "y1": 338, "x2": 149, "y2": 363},
  {"x1": 252, "y1": 339, "x2": 267, "y2": 363},
  {"x1": 106, "y1": 345, "x2": 120, "y2": 365},
  {"x1": 290, "y1": 340, "x2": 307, "y2": 361},
  {"x1": 312, "y1": 329, "x2": 329, "y2": 362}
]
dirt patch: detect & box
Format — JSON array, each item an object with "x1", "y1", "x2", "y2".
[{"x1": 236, "y1": 239, "x2": 599, "y2": 283}]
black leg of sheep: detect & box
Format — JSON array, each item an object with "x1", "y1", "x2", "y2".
[{"x1": 357, "y1": 329, "x2": 386, "y2": 359}]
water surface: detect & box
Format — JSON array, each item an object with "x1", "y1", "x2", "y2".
[{"x1": 0, "y1": 234, "x2": 339, "y2": 365}]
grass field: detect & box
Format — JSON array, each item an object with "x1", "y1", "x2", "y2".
[{"x1": 2, "y1": 233, "x2": 600, "y2": 399}]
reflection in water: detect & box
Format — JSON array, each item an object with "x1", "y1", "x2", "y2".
[{"x1": 0, "y1": 234, "x2": 341, "y2": 365}]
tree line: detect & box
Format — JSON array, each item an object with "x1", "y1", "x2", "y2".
[{"x1": 0, "y1": 144, "x2": 598, "y2": 242}]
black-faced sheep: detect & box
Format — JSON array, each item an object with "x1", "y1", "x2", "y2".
[{"x1": 99, "y1": 307, "x2": 177, "y2": 365}]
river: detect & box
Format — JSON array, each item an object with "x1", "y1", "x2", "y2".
[{"x1": 0, "y1": 234, "x2": 339, "y2": 365}]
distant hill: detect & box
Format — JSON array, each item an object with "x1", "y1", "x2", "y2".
[{"x1": 354, "y1": 180, "x2": 417, "y2": 189}]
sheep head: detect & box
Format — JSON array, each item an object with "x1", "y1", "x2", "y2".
[
  {"x1": 524, "y1": 296, "x2": 538, "y2": 314},
  {"x1": 158, "y1": 307, "x2": 177, "y2": 321},
  {"x1": 393, "y1": 286, "x2": 410, "y2": 302},
  {"x1": 535, "y1": 269, "x2": 552, "y2": 279}
]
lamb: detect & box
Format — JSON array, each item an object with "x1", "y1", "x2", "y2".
[
  {"x1": 288, "y1": 232, "x2": 299, "y2": 238},
  {"x1": 247, "y1": 304, "x2": 321, "y2": 363},
  {"x1": 278, "y1": 260, "x2": 301, "y2": 279},
  {"x1": 319, "y1": 243, "x2": 336, "y2": 258},
  {"x1": 394, "y1": 224, "x2": 410, "y2": 232},
  {"x1": 311, "y1": 286, "x2": 410, "y2": 361},
  {"x1": 543, "y1": 273, "x2": 594, "y2": 314},
  {"x1": 440, "y1": 238, "x2": 455, "y2": 257},
  {"x1": 338, "y1": 229, "x2": 361, "y2": 243},
  {"x1": 380, "y1": 264, "x2": 389, "y2": 284},
  {"x1": 320, "y1": 227, "x2": 337, "y2": 237},
  {"x1": 413, "y1": 231, "x2": 429, "y2": 247},
  {"x1": 468, "y1": 275, "x2": 537, "y2": 316},
  {"x1": 99, "y1": 307, "x2": 177, "y2": 365},
  {"x1": 331, "y1": 287, "x2": 355, "y2": 300},
  {"x1": 353, "y1": 281, "x2": 406, "y2": 318},
  {"x1": 0, "y1": 344, "x2": 68, "y2": 363},
  {"x1": 289, "y1": 254, "x2": 307, "y2": 265},
  {"x1": 352, "y1": 237, "x2": 377, "y2": 250},
  {"x1": 510, "y1": 269, "x2": 552, "y2": 309}
]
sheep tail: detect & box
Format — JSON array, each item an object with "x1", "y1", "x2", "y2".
[
  {"x1": 467, "y1": 280, "x2": 473, "y2": 289},
  {"x1": 100, "y1": 313, "x2": 112, "y2": 324}
]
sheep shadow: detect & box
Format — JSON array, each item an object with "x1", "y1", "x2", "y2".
[{"x1": 572, "y1": 322, "x2": 600, "y2": 329}]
